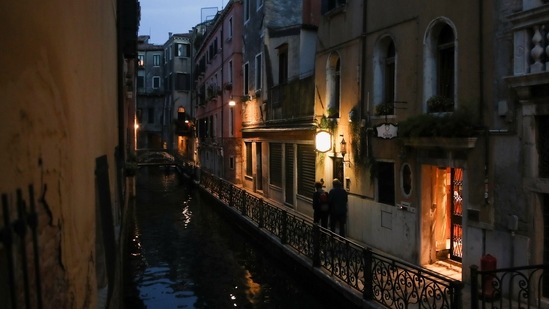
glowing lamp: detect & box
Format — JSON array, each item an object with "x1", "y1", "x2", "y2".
[{"x1": 315, "y1": 130, "x2": 332, "y2": 153}]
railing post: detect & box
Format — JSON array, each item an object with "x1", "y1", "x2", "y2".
[
  {"x1": 258, "y1": 198, "x2": 265, "y2": 228},
  {"x1": 240, "y1": 190, "x2": 247, "y2": 216},
  {"x1": 470, "y1": 265, "x2": 479, "y2": 309},
  {"x1": 281, "y1": 210, "x2": 288, "y2": 245},
  {"x1": 312, "y1": 224, "x2": 321, "y2": 267},
  {"x1": 450, "y1": 280, "x2": 463, "y2": 309},
  {"x1": 229, "y1": 186, "x2": 234, "y2": 208},
  {"x1": 363, "y1": 248, "x2": 373, "y2": 300}
]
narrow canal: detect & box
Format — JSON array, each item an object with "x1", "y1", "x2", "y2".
[{"x1": 124, "y1": 167, "x2": 339, "y2": 308}]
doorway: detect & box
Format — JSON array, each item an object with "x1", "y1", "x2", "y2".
[{"x1": 422, "y1": 166, "x2": 463, "y2": 264}]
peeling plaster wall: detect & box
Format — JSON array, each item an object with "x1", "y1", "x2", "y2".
[{"x1": 0, "y1": 1, "x2": 118, "y2": 308}]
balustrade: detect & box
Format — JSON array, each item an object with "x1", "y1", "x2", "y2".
[{"x1": 199, "y1": 171, "x2": 463, "y2": 308}]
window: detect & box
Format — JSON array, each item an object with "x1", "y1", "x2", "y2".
[
  {"x1": 209, "y1": 115, "x2": 214, "y2": 138},
  {"x1": 326, "y1": 52, "x2": 341, "y2": 118},
  {"x1": 373, "y1": 38, "x2": 396, "y2": 116},
  {"x1": 229, "y1": 108, "x2": 234, "y2": 137},
  {"x1": 244, "y1": 63, "x2": 249, "y2": 95},
  {"x1": 255, "y1": 54, "x2": 262, "y2": 90},
  {"x1": 153, "y1": 55, "x2": 160, "y2": 66},
  {"x1": 244, "y1": 0, "x2": 250, "y2": 21},
  {"x1": 229, "y1": 156, "x2": 235, "y2": 170},
  {"x1": 228, "y1": 17, "x2": 233, "y2": 39},
  {"x1": 401, "y1": 163, "x2": 412, "y2": 196},
  {"x1": 278, "y1": 45, "x2": 288, "y2": 84},
  {"x1": 257, "y1": 0, "x2": 264, "y2": 10},
  {"x1": 148, "y1": 108, "x2": 154, "y2": 124},
  {"x1": 269, "y1": 143, "x2": 282, "y2": 187},
  {"x1": 137, "y1": 54, "x2": 144, "y2": 67},
  {"x1": 152, "y1": 76, "x2": 160, "y2": 89},
  {"x1": 384, "y1": 42, "x2": 396, "y2": 107},
  {"x1": 297, "y1": 144, "x2": 315, "y2": 197},
  {"x1": 175, "y1": 43, "x2": 190, "y2": 57},
  {"x1": 377, "y1": 162, "x2": 395, "y2": 205},
  {"x1": 246, "y1": 142, "x2": 253, "y2": 177},
  {"x1": 424, "y1": 22, "x2": 456, "y2": 112},
  {"x1": 437, "y1": 25, "x2": 455, "y2": 103},
  {"x1": 228, "y1": 60, "x2": 233, "y2": 84},
  {"x1": 175, "y1": 73, "x2": 190, "y2": 91}
]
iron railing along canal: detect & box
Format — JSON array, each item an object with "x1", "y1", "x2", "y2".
[
  {"x1": 470, "y1": 264, "x2": 549, "y2": 309},
  {"x1": 200, "y1": 171, "x2": 463, "y2": 309}
]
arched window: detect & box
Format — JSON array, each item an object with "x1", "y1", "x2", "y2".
[
  {"x1": 424, "y1": 20, "x2": 457, "y2": 113},
  {"x1": 437, "y1": 25, "x2": 455, "y2": 101},
  {"x1": 326, "y1": 52, "x2": 341, "y2": 118},
  {"x1": 373, "y1": 37, "x2": 396, "y2": 116}
]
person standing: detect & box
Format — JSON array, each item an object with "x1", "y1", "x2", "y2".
[
  {"x1": 328, "y1": 178, "x2": 348, "y2": 237},
  {"x1": 312, "y1": 181, "x2": 330, "y2": 228}
]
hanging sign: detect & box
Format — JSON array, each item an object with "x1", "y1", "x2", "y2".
[{"x1": 375, "y1": 123, "x2": 398, "y2": 139}]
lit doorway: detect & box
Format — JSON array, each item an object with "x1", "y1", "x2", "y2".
[{"x1": 421, "y1": 166, "x2": 463, "y2": 264}]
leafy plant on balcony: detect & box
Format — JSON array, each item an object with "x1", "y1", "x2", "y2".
[
  {"x1": 318, "y1": 114, "x2": 337, "y2": 132},
  {"x1": 426, "y1": 95, "x2": 454, "y2": 113},
  {"x1": 399, "y1": 107, "x2": 477, "y2": 138},
  {"x1": 206, "y1": 85, "x2": 219, "y2": 101},
  {"x1": 375, "y1": 102, "x2": 394, "y2": 116},
  {"x1": 348, "y1": 106, "x2": 375, "y2": 171},
  {"x1": 240, "y1": 95, "x2": 251, "y2": 103}
]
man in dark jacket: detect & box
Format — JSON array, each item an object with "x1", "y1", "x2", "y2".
[{"x1": 328, "y1": 178, "x2": 348, "y2": 237}]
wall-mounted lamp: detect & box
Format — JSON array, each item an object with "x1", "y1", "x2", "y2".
[
  {"x1": 228, "y1": 95, "x2": 236, "y2": 107},
  {"x1": 340, "y1": 135, "x2": 351, "y2": 166},
  {"x1": 315, "y1": 130, "x2": 332, "y2": 153},
  {"x1": 340, "y1": 135, "x2": 347, "y2": 158}
]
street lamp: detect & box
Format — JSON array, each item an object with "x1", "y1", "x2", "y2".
[
  {"x1": 315, "y1": 130, "x2": 332, "y2": 153},
  {"x1": 228, "y1": 96, "x2": 236, "y2": 107}
]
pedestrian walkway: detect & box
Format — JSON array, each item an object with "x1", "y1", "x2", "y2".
[{"x1": 424, "y1": 260, "x2": 462, "y2": 281}]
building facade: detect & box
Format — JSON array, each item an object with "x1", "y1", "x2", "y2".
[
  {"x1": 137, "y1": 36, "x2": 165, "y2": 149},
  {"x1": 163, "y1": 33, "x2": 195, "y2": 158},
  {"x1": 194, "y1": 0, "x2": 244, "y2": 183},
  {"x1": 239, "y1": 0, "x2": 320, "y2": 212},
  {"x1": 0, "y1": 0, "x2": 138, "y2": 307},
  {"x1": 311, "y1": 0, "x2": 549, "y2": 286},
  {"x1": 505, "y1": 0, "x2": 549, "y2": 281}
]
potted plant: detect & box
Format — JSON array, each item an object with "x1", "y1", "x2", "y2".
[
  {"x1": 375, "y1": 102, "x2": 394, "y2": 116},
  {"x1": 399, "y1": 107, "x2": 478, "y2": 149},
  {"x1": 426, "y1": 95, "x2": 454, "y2": 113}
]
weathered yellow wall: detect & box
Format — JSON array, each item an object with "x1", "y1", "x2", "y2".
[{"x1": 0, "y1": 1, "x2": 118, "y2": 307}]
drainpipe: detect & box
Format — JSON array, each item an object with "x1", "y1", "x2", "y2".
[
  {"x1": 361, "y1": 0, "x2": 370, "y2": 158},
  {"x1": 479, "y1": 0, "x2": 488, "y2": 257}
]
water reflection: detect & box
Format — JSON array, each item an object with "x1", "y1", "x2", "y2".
[{"x1": 125, "y1": 167, "x2": 333, "y2": 308}]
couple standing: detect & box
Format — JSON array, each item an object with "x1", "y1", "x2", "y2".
[{"x1": 312, "y1": 179, "x2": 348, "y2": 237}]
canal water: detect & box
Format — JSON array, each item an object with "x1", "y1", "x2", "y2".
[{"x1": 124, "y1": 167, "x2": 339, "y2": 308}]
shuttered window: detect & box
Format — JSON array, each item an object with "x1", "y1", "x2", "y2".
[
  {"x1": 297, "y1": 144, "x2": 315, "y2": 197},
  {"x1": 269, "y1": 143, "x2": 282, "y2": 187},
  {"x1": 246, "y1": 142, "x2": 252, "y2": 176}
]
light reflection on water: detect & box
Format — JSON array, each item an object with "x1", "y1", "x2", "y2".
[{"x1": 125, "y1": 167, "x2": 333, "y2": 308}]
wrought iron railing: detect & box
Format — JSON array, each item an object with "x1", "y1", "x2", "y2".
[
  {"x1": 1, "y1": 185, "x2": 43, "y2": 309},
  {"x1": 200, "y1": 171, "x2": 463, "y2": 308},
  {"x1": 470, "y1": 264, "x2": 548, "y2": 309}
]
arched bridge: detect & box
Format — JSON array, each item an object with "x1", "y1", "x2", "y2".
[{"x1": 136, "y1": 149, "x2": 176, "y2": 167}]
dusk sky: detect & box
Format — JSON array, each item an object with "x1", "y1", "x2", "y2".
[{"x1": 138, "y1": 0, "x2": 226, "y2": 44}]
